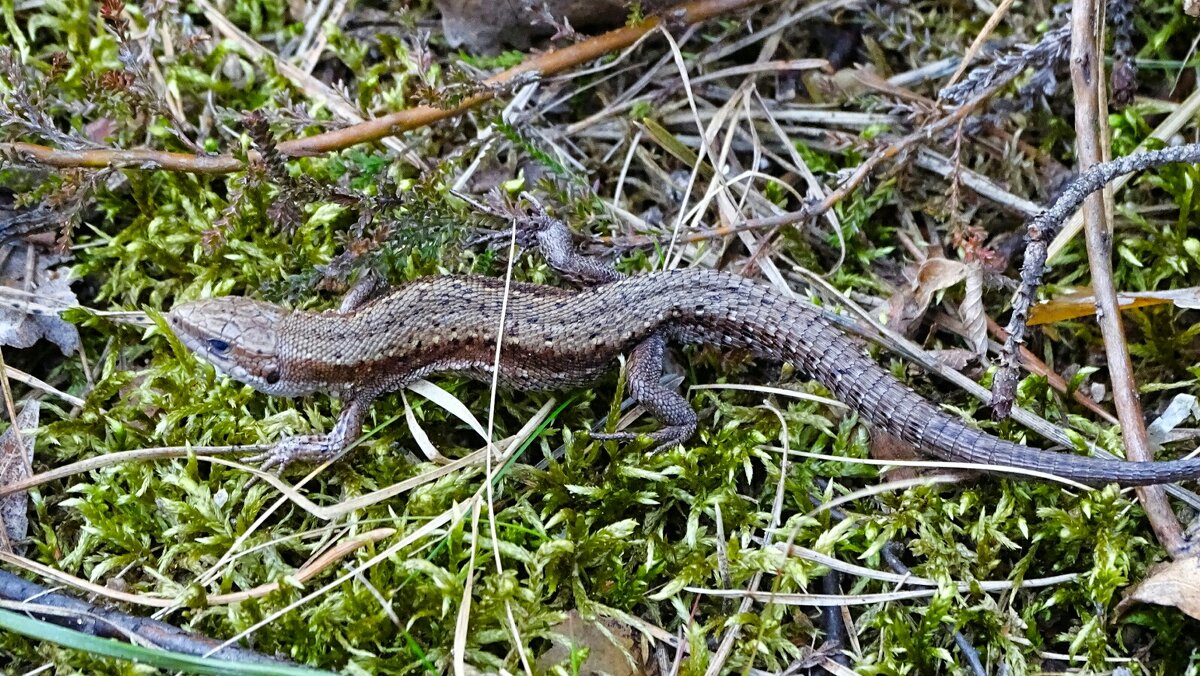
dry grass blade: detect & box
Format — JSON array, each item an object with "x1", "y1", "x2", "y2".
[
  {"x1": 402, "y1": 390, "x2": 447, "y2": 463},
  {"x1": 687, "y1": 586, "x2": 962, "y2": 605},
  {"x1": 945, "y1": 0, "x2": 1019, "y2": 88},
  {"x1": 690, "y1": 383, "x2": 847, "y2": 409},
  {"x1": 0, "y1": 446, "x2": 255, "y2": 499},
  {"x1": 774, "y1": 544, "x2": 1079, "y2": 591},
  {"x1": 3, "y1": 367, "x2": 83, "y2": 408},
  {"x1": 408, "y1": 379, "x2": 490, "y2": 441},
  {"x1": 468, "y1": 216, "x2": 532, "y2": 675},
  {"x1": 769, "y1": 447, "x2": 1092, "y2": 489},
  {"x1": 196, "y1": 0, "x2": 358, "y2": 119}
]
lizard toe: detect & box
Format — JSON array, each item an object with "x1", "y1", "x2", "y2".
[
  {"x1": 647, "y1": 424, "x2": 693, "y2": 453},
  {"x1": 250, "y1": 435, "x2": 338, "y2": 474},
  {"x1": 590, "y1": 430, "x2": 641, "y2": 443},
  {"x1": 591, "y1": 424, "x2": 693, "y2": 452}
]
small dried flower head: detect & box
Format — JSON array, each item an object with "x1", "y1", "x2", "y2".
[
  {"x1": 47, "y1": 52, "x2": 69, "y2": 79},
  {"x1": 100, "y1": 0, "x2": 128, "y2": 33},
  {"x1": 98, "y1": 70, "x2": 135, "y2": 92}
]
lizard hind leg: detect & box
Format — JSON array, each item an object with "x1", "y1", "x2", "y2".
[{"x1": 592, "y1": 333, "x2": 697, "y2": 452}]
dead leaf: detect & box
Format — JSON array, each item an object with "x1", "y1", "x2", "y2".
[
  {"x1": 1146, "y1": 394, "x2": 1200, "y2": 449},
  {"x1": 435, "y1": 0, "x2": 682, "y2": 52},
  {"x1": 882, "y1": 286, "x2": 926, "y2": 337},
  {"x1": 885, "y1": 258, "x2": 990, "y2": 362},
  {"x1": 0, "y1": 245, "x2": 79, "y2": 354},
  {"x1": 84, "y1": 118, "x2": 119, "y2": 144},
  {"x1": 868, "y1": 429, "x2": 921, "y2": 479},
  {"x1": 1028, "y1": 287, "x2": 1200, "y2": 326},
  {"x1": 0, "y1": 401, "x2": 39, "y2": 555},
  {"x1": 959, "y1": 261, "x2": 987, "y2": 360},
  {"x1": 930, "y1": 348, "x2": 979, "y2": 373},
  {"x1": 870, "y1": 427, "x2": 980, "y2": 483},
  {"x1": 1117, "y1": 557, "x2": 1200, "y2": 621},
  {"x1": 535, "y1": 610, "x2": 646, "y2": 675},
  {"x1": 884, "y1": 257, "x2": 969, "y2": 336}
]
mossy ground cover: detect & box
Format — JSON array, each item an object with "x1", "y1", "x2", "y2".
[{"x1": 2, "y1": 0, "x2": 1200, "y2": 673}]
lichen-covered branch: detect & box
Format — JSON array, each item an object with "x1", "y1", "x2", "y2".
[{"x1": 992, "y1": 143, "x2": 1200, "y2": 418}]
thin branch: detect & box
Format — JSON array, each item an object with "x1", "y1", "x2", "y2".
[
  {"x1": 1, "y1": 142, "x2": 243, "y2": 172},
  {"x1": 1066, "y1": 0, "x2": 1185, "y2": 555},
  {"x1": 0, "y1": 570, "x2": 287, "y2": 665}
]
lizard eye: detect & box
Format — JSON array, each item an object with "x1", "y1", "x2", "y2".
[
  {"x1": 207, "y1": 339, "x2": 231, "y2": 354},
  {"x1": 264, "y1": 369, "x2": 280, "y2": 385}
]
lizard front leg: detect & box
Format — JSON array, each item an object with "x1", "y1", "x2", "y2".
[
  {"x1": 243, "y1": 275, "x2": 387, "y2": 472},
  {"x1": 248, "y1": 392, "x2": 376, "y2": 472}
]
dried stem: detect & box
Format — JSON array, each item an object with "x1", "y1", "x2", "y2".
[
  {"x1": 1, "y1": 142, "x2": 243, "y2": 172},
  {"x1": 1067, "y1": 0, "x2": 1184, "y2": 555}
]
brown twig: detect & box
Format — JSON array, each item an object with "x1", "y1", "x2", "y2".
[
  {"x1": 1068, "y1": 0, "x2": 1185, "y2": 555},
  {"x1": 284, "y1": 0, "x2": 768, "y2": 156},
  {"x1": 0, "y1": 0, "x2": 770, "y2": 171},
  {"x1": 984, "y1": 316, "x2": 1118, "y2": 425},
  {"x1": 2, "y1": 142, "x2": 243, "y2": 173}
]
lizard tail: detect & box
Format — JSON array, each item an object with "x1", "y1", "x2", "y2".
[{"x1": 679, "y1": 271, "x2": 1200, "y2": 486}]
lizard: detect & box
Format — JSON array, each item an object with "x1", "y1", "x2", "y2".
[{"x1": 167, "y1": 211, "x2": 1200, "y2": 486}]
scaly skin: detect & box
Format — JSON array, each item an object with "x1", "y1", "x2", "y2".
[{"x1": 168, "y1": 217, "x2": 1200, "y2": 485}]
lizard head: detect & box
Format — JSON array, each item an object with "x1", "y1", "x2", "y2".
[{"x1": 168, "y1": 297, "x2": 317, "y2": 397}]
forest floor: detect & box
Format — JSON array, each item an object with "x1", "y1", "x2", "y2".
[{"x1": 2, "y1": 0, "x2": 1200, "y2": 673}]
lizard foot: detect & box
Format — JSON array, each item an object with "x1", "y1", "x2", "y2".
[
  {"x1": 247, "y1": 435, "x2": 342, "y2": 474},
  {"x1": 468, "y1": 211, "x2": 549, "y2": 252},
  {"x1": 591, "y1": 424, "x2": 694, "y2": 453}
]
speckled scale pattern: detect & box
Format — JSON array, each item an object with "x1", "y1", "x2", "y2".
[{"x1": 261, "y1": 268, "x2": 1200, "y2": 485}]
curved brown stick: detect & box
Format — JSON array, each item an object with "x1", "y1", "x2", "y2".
[
  {"x1": 281, "y1": 0, "x2": 767, "y2": 156},
  {"x1": 0, "y1": 0, "x2": 768, "y2": 171}
]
